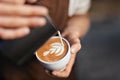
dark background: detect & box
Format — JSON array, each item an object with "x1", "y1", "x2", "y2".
[{"x1": 75, "y1": 0, "x2": 120, "y2": 80}]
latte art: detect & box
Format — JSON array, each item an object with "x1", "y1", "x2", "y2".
[
  {"x1": 43, "y1": 42, "x2": 64, "y2": 56},
  {"x1": 36, "y1": 36, "x2": 70, "y2": 70},
  {"x1": 36, "y1": 37, "x2": 68, "y2": 62}
]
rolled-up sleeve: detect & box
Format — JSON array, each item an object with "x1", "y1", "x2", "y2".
[{"x1": 69, "y1": 0, "x2": 91, "y2": 16}]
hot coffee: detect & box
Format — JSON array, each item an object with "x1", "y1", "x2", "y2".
[{"x1": 36, "y1": 37, "x2": 68, "y2": 62}]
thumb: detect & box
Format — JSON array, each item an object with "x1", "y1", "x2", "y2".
[{"x1": 70, "y1": 38, "x2": 81, "y2": 54}]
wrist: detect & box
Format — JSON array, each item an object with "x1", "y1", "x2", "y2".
[{"x1": 67, "y1": 14, "x2": 90, "y2": 38}]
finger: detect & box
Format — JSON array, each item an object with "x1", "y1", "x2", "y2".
[
  {"x1": 62, "y1": 30, "x2": 81, "y2": 54},
  {"x1": 61, "y1": 30, "x2": 68, "y2": 37},
  {"x1": 52, "y1": 53, "x2": 76, "y2": 78},
  {"x1": 68, "y1": 34, "x2": 81, "y2": 53},
  {"x1": 0, "y1": 3, "x2": 48, "y2": 16},
  {"x1": 0, "y1": 0, "x2": 25, "y2": 4},
  {"x1": 0, "y1": 16, "x2": 46, "y2": 27},
  {"x1": 26, "y1": 0, "x2": 37, "y2": 3},
  {"x1": 71, "y1": 41, "x2": 81, "y2": 54},
  {"x1": 0, "y1": 27, "x2": 30, "y2": 40}
]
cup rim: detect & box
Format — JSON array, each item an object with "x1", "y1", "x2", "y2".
[{"x1": 35, "y1": 36, "x2": 70, "y2": 64}]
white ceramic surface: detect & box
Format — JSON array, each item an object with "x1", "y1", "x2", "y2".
[{"x1": 35, "y1": 36, "x2": 71, "y2": 70}]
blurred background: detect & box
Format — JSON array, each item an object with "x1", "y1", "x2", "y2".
[
  {"x1": 75, "y1": 0, "x2": 120, "y2": 80},
  {"x1": 0, "y1": 0, "x2": 120, "y2": 80},
  {"x1": 90, "y1": 0, "x2": 120, "y2": 22}
]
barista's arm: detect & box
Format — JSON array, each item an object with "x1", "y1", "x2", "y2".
[
  {"x1": 63, "y1": 14, "x2": 90, "y2": 38},
  {"x1": 52, "y1": 14, "x2": 90, "y2": 78}
]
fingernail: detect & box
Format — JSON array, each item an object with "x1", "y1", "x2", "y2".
[
  {"x1": 36, "y1": 18, "x2": 46, "y2": 26},
  {"x1": 71, "y1": 48, "x2": 75, "y2": 54},
  {"x1": 39, "y1": 7, "x2": 48, "y2": 14},
  {"x1": 39, "y1": 18, "x2": 46, "y2": 25},
  {"x1": 22, "y1": 28, "x2": 30, "y2": 34},
  {"x1": 35, "y1": 7, "x2": 48, "y2": 15}
]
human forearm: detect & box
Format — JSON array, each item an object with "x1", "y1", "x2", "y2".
[
  {"x1": 51, "y1": 14, "x2": 90, "y2": 78},
  {"x1": 66, "y1": 14, "x2": 90, "y2": 38}
]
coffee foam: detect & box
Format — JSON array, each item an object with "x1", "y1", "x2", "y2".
[
  {"x1": 36, "y1": 36, "x2": 68, "y2": 62},
  {"x1": 43, "y1": 42, "x2": 64, "y2": 56}
]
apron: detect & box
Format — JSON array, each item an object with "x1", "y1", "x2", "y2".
[{"x1": 38, "y1": 0, "x2": 69, "y2": 30}]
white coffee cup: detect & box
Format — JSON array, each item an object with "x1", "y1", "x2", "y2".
[{"x1": 35, "y1": 36, "x2": 71, "y2": 70}]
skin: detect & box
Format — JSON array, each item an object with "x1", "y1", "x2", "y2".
[
  {"x1": 0, "y1": 0, "x2": 37, "y2": 4},
  {"x1": 51, "y1": 14, "x2": 90, "y2": 78},
  {"x1": 0, "y1": 0, "x2": 90, "y2": 78},
  {"x1": 0, "y1": 0, "x2": 48, "y2": 39},
  {"x1": 45, "y1": 14, "x2": 90, "y2": 78}
]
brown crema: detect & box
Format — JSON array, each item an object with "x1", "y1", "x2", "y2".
[{"x1": 36, "y1": 37, "x2": 68, "y2": 62}]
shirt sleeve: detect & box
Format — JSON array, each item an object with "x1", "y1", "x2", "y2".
[{"x1": 69, "y1": 0, "x2": 91, "y2": 16}]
